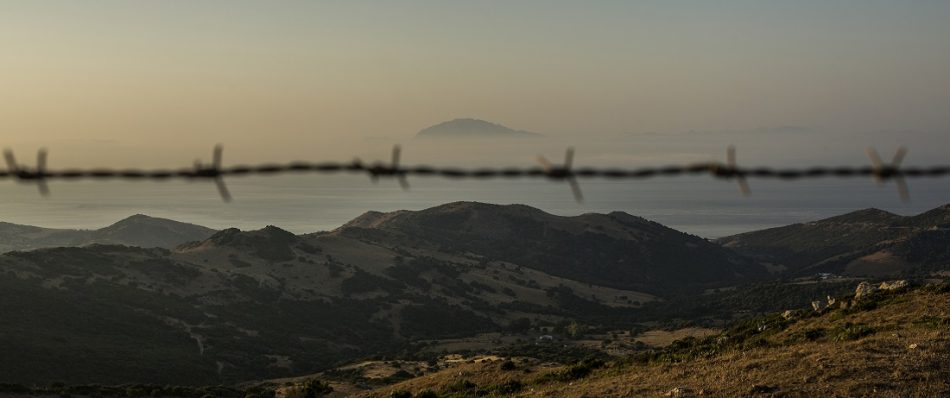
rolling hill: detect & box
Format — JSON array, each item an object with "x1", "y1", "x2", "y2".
[
  {"x1": 718, "y1": 205, "x2": 950, "y2": 277},
  {"x1": 347, "y1": 282, "x2": 950, "y2": 397},
  {"x1": 337, "y1": 202, "x2": 767, "y2": 294},
  {"x1": 5, "y1": 202, "x2": 752, "y2": 385},
  {"x1": 2, "y1": 202, "x2": 947, "y2": 388},
  {"x1": 0, "y1": 214, "x2": 217, "y2": 253}
]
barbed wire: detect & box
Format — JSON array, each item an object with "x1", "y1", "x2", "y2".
[{"x1": 1, "y1": 145, "x2": 946, "y2": 203}]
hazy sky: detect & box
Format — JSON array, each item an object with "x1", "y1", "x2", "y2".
[{"x1": 2, "y1": 1, "x2": 949, "y2": 167}]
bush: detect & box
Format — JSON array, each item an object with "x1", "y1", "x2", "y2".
[
  {"x1": 302, "y1": 379, "x2": 333, "y2": 398},
  {"x1": 389, "y1": 390, "x2": 411, "y2": 398},
  {"x1": 442, "y1": 379, "x2": 477, "y2": 395},
  {"x1": 489, "y1": 379, "x2": 523, "y2": 394},
  {"x1": 831, "y1": 322, "x2": 874, "y2": 342},
  {"x1": 537, "y1": 358, "x2": 605, "y2": 383}
]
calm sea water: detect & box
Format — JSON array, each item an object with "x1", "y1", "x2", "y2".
[{"x1": 0, "y1": 175, "x2": 947, "y2": 238}]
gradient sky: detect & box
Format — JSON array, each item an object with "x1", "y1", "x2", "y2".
[{"x1": 1, "y1": 1, "x2": 949, "y2": 167}]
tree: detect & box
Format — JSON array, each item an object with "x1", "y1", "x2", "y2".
[
  {"x1": 302, "y1": 379, "x2": 333, "y2": 398},
  {"x1": 565, "y1": 320, "x2": 587, "y2": 339}
]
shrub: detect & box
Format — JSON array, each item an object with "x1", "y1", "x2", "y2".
[
  {"x1": 389, "y1": 390, "x2": 411, "y2": 398},
  {"x1": 301, "y1": 379, "x2": 333, "y2": 398},
  {"x1": 537, "y1": 358, "x2": 605, "y2": 383},
  {"x1": 490, "y1": 379, "x2": 523, "y2": 394},
  {"x1": 831, "y1": 322, "x2": 874, "y2": 342}
]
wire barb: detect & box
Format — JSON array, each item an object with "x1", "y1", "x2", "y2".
[
  {"x1": 866, "y1": 146, "x2": 910, "y2": 202},
  {"x1": 3, "y1": 148, "x2": 51, "y2": 196},
  {"x1": 538, "y1": 147, "x2": 583, "y2": 203},
  {"x1": 711, "y1": 145, "x2": 750, "y2": 196},
  {"x1": 193, "y1": 145, "x2": 232, "y2": 202},
  {"x1": 367, "y1": 145, "x2": 409, "y2": 190}
]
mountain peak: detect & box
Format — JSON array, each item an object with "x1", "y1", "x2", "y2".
[
  {"x1": 93, "y1": 214, "x2": 218, "y2": 249},
  {"x1": 179, "y1": 225, "x2": 300, "y2": 261},
  {"x1": 415, "y1": 118, "x2": 540, "y2": 138},
  {"x1": 820, "y1": 208, "x2": 901, "y2": 224},
  {"x1": 111, "y1": 214, "x2": 159, "y2": 224}
]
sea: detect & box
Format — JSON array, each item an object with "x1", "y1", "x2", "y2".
[{"x1": 1, "y1": 174, "x2": 947, "y2": 239}]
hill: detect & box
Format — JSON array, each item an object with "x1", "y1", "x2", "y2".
[
  {"x1": 346, "y1": 282, "x2": 950, "y2": 397},
  {"x1": 337, "y1": 202, "x2": 768, "y2": 295},
  {"x1": 0, "y1": 214, "x2": 217, "y2": 253},
  {"x1": 718, "y1": 205, "x2": 950, "y2": 277},
  {"x1": 414, "y1": 119, "x2": 541, "y2": 139},
  {"x1": 7, "y1": 202, "x2": 734, "y2": 385},
  {"x1": 3, "y1": 203, "x2": 948, "y2": 387}
]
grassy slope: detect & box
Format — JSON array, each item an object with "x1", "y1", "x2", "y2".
[{"x1": 355, "y1": 283, "x2": 950, "y2": 397}]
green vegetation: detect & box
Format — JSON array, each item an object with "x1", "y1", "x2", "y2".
[
  {"x1": 830, "y1": 322, "x2": 875, "y2": 342},
  {"x1": 536, "y1": 358, "x2": 605, "y2": 383},
  {"x1": 301, "y1": 378, "x2": 333, "y2": 397}
]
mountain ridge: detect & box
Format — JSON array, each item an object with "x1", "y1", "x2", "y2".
[
  {"x1": 718, "y1": 204, "x2": 950, "y2": 277},
  {"x1": 333, "y1": 201, "x2": 767, "y2": 294}
]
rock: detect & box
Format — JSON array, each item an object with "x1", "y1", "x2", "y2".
[
  {"x1": 855, "y1": 282, "x2": 878, "y2": 300},
  {"x1": 666, "y1": 387, "x2": 693, "y2": 396},
  {"x1": 811, "y1": 300, "x2": 824, "y2": 312},
  {"x1": 879, "y1": 280, "x2": 909, "y2": 291},
  {"x1": 908, "y1": 343, "x2": 919, "y2": 349},
  {"x1": 782, "y1": 310, "x2": 798, "y2": 320}
]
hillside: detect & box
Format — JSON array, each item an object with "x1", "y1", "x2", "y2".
[
  {"x1": 0, "y1": 215, "x2": 217, "y2": 253},
  {"x1": 2, "y1": 203, "x2": 947, "y2": 388},
  {"x1": 718, "y1": 205, "x2": 950, "y2": 277},
  {"x1": 336, "y1": 202, "x2": 767, "y2": 294},
  {"x1": 349, "y1": 282, "x2": 950, "y2": 397},
  {"x1": 5, "y1": 203, "x2": 712, "y2": 385},
  {"x1": 415, "y1": 119, "x2": 540, "y2": 139}
]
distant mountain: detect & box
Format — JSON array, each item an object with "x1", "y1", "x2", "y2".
[
  {"x1": 0, "y1": 215, "x2": 217, "y2": 253},
  {"x1": 718, "y1": 205, "x2": 950, "y2": 277},
  {"x1": 415, "y1": 118, "x2": 541, "y2": 138}
]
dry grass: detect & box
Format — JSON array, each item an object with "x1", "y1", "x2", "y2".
[
  {"x1": 632, "y1": 327, "x2": 721, "y2": 347},
  {"x1": 354, "y1": 285, "x2": 950, "y2": 397}
]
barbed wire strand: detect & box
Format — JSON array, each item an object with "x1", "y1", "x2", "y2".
[{"x1": 1, "y1": 145, "x2": 946, "y2": 203}]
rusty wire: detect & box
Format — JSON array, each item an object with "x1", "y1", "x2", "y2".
[{"x1": 1, "y1": 145, "x2": 944, "y2": 202}]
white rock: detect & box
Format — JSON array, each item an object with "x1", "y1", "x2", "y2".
[
  {"x1": 879, "y1": 280, "x2": 909, "y2": 291},
  {"x1": 666, "y1": 387, "x2": 694, "y2": 397},
  {"x1": 855, "y1": 282, "x2": 878, "y2": 300}
]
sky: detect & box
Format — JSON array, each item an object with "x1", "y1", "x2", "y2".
[
  {"x1": 1, "y1": 1, "x2": 949, "y2": 168},
  {"x1": 0, "y1": 0, "x2": 950, "y2": 231}
]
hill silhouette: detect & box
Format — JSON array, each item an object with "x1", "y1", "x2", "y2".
[
  {"x1": 415, "y1": 118, "x2": 541, "y2": 138},
  {"x1": 719, "y1": 204, "x2": 950, "y2": 277},
  {"x1": 0, "y1": 214, "x2": 216, "y2": 253}
]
